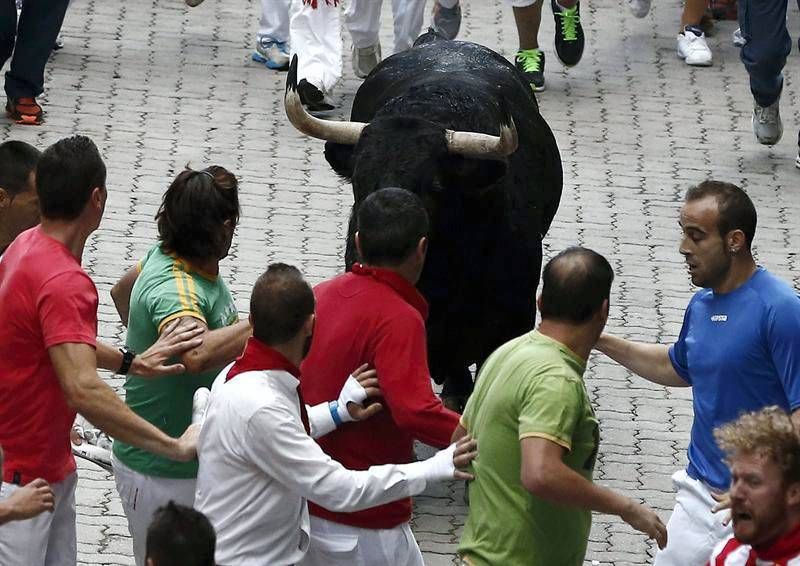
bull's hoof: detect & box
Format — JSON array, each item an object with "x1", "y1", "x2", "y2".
[{"x1": 442, "y1": 394, "x2": 468, "y2": 414}]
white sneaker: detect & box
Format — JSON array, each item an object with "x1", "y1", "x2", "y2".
[
  {"x1": 352, "y1": 43, "x2": 381, "y2": 79},
  {"x1": 752, "y1": 95, "x2": 783, "y2": 146},
  {"x1": 627, "y1": 0, "x2": 651, "y2": 18},
  {"x1": 677, "y1": 25, "x2": 713, "y2": 66}
]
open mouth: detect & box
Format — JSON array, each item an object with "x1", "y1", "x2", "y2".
[{"x1": 733, "y1": 511, "x2": 753, "y2": 522}]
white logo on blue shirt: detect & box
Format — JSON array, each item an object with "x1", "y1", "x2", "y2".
[{"x1": 710, "y1": 314, "x2": 728, "y2": 322}]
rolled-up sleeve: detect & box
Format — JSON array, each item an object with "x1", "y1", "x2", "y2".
[{"x1": 243, "y1": 403, "x2": 427, "y2": 512}]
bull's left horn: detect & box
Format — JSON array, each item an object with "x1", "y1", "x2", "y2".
[
  {"x1": 284, "y1": 55, "x2": 367, "y2": 145},
  {"x1": 445, "y1": 119, "x2": 519, "y2": 159}
]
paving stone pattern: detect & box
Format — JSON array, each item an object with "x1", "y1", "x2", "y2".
[{"x1": 3, "y1": 0, "x2": 800, "y2": 563}]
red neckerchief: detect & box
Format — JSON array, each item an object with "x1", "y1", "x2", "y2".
[
  {"x1": 302, "y1": 0, "x2": 338, "y2": 6},
  {"x1": 226, "y1": 337, "x2": 310, "y2": 434},
  {"x1": 351, "y1": 263, "x2": 429, "y2": 320},
  {"x1": 753, "y1": 522, "x2": 800, "y2": 563}
]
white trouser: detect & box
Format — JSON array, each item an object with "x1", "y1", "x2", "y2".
[
  {"x1": 113, "y1": 457, "x2": 197, "y2": 566},
  {"x1": 345, "y1": 0, "x2": 426, "y2": 53},
  {"x1": 258, "y1": 0, "x2": 292, "y2": 43},
  {"x1": 289, "y1": 0, "x2": 342, "y2": 93},
  {"x1": 653, "y1": 469, "x2": 733, "y2": 566},
  {"x1": 0, "y1": 472, "x2": 77, "y2": 566},
  {"x1": 300, "y1": 515, "x2": 425, "y2": 566}
]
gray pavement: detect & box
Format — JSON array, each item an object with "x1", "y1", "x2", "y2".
[{"x1": 3, "y1": 0, "x2": 800, "y2": 563}]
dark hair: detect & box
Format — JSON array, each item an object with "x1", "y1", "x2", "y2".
[
  {"x1": 156, "y1": 166, "x2": 240, "y2": 261},
  {"x1": 36, "y1": 136, "x2": 106, "y2": 220},
  {"x1": 251, "y1": 263, "x2": 315, "y2": 345},
  {"x1": 539, "y1": 247, "x2": 614, "y2": 323},
  {"x1": 356, "y1": 188, "x2": 429, "y2": 266},
  {"x1": 685, "y1": 181, "x2": 757, "y2": 249},
  {"x1": 0, "y1": 141, "x2": 40, "y2": 196},
  {"x1": 145, "y1": 501, "x2": 215, "y2": 566}
]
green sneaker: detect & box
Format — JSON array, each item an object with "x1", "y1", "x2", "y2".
[
  {"x1": 552, "y1": 0, "x2": 585, "y2": 67},
  {"x1": 515, "y1": 48, "x2": 546, "y2": 92}
]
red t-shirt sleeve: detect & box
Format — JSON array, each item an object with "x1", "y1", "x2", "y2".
[
  {"x1": 38, "y1": 271, "x2": 98, "y2": 349},
  {"x1": 373, "y1": 312, "x2": 460, "y2": 448}
]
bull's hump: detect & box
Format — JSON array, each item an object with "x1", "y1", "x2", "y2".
[{"x1": 394, "y1": 41, "x2": 512, "y2": 76}]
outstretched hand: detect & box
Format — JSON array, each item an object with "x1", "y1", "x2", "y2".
[
  {"x1": 620, "y1": 500, "x2": 668, "y2": 549},
  {"x1": 452, "y1": 434, "x2": 478, "y2": 481},
  {"x1": 132, "y1": 319, "x2": 204, "y2": 377},
  {"x1": 344, "y1": 364, "x2": 383, "y2": 422}
]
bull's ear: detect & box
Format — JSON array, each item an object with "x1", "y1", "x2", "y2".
[
  {"x1": 324, "y1": 142, "x2": 355, "y2": 179},
  {"x1": 439, "y1": 156, "x2": 508, "y2": 192}
]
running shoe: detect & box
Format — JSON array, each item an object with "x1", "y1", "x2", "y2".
[
  {"x1": 6, "y1": 96, "x2": 42, "y2": 125},
  {"x1": 297, "y1": 79, "x2": 335, "y2": 113},
  {"x1": 432, "y1": 1, "x2": 462, "y2": 40},
  {"x1": 252, "y1": 37, "x2": 290, "y2": 70},
  {"x1": 752, "y1": 95, "x2": 782, "y2": 146},
  {"x1": 732, "y1": 27, "x2": 746, "y2": 47},
  {"x1": 515, "y1": 48, "x2": 546, "y2": 92},
  {"x1": 352, "y1": 43, "x2": 381, "y2": 79},
  {"x1": 551, "y1": 0, "x2": 584, "y2": 67},
  {"x1": 677, "y1": 25, "x2": 712, "y2": 66}
]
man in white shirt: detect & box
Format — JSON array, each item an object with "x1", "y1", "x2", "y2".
[{"x1": 194, "y1": 263, "x2": 476, "y2": 566}]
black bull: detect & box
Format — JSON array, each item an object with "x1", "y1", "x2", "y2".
[{"x1": 287, "y1": 33, "x2": 562, "y2": 409}]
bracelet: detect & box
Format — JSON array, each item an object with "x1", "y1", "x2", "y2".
[
  {"x1": 117, "y1": 347, "x2": 135, "y2": 375},
  {"x1": 329, "y1": 401, "x2": 343, "y2": 427}
]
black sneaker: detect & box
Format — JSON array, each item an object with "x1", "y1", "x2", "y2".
[
  {"x1": 515, "y1": 49, "x2": 546, "y2": 92},
  {"x1": 297, "y1": 79, "x2": 335, "y2": 113},
  {"x1": 551, "y1": 0, "x2": 584, "y2": 67}
]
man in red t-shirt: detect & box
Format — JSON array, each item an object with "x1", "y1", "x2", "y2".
[
  {"x1": 0, "y1": 136, "x2": 202, "y2": 566},
  {"x1": 300, "y1": 188, "x2": 460, "y2": 566}
]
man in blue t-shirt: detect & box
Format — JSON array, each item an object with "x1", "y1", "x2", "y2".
[{"x1": 596, "y1": 180, "x2": 800, "y2": 566}]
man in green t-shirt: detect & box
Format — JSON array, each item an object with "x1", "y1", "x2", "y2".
[
  {"x1": 456, "y1": 247, "x2": 667, "y2": 566},
  {"x1": 109, "y1": 166, "x2": 252, "y2": 566}
]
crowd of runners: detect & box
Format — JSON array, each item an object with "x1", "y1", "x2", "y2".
[
  {"x1": 0, "y1": 134, "x2": 798, "y2": 566},
  {"x1": 1, "y1": 0, "x2": 800, "y2": 564}
]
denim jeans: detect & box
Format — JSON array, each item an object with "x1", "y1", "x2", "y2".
[
  {"x1": 738, "y1": 0, "x2": 795, "y2": 107},
  {"x1": 0, "y1": 0, "x2": 70, "y2": 98}
]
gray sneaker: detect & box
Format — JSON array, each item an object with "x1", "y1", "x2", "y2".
[
  {"x1": 752, "y1": 96, "x2": 783, "y2": 146},
  {"x1": 432, "y1": 1, "x2": 461, "y2": 40},
  {"x1": 352, "y1": 43, "x2": 381, "y2": 79}
]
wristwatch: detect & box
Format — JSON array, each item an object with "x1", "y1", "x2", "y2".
[{"x1": 117, "y1": 347, "x2": 136, "y2": 375}]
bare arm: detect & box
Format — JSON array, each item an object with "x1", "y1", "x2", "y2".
[
  {"x1": 521, "y1": 437, "x2": 667, "y2": 548},
  {"x1": 111, "y1": 266, "x2": 139, "y2": 327},
  {"x1": 49, "y1": 343, "x2": 197, "y2": 461},
  {"x1": 174, "y1": 318, "x2": 251, "y2": 375},
  {"x1": 595, "y1": 334, "x2": 689, "y2": 387},
  {"x1": 95, "y1": 320, "x2": 204, "y2": 377}
]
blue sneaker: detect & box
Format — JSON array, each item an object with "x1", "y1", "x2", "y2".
[{"x1": 252, "y1": 38, "x2": 290, "y2": 70}]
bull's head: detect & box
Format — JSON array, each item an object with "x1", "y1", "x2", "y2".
[{"x1": 284, "y1": 56, "x2": 518, "y2": 196}]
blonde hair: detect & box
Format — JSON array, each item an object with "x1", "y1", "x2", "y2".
[{"x1": 715, "y1": 406, "x2": 800, "y2": 483}]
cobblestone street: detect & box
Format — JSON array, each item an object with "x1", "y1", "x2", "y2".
[{"x1": 3, "y1": 0, "x2": 800, "y2": 563}]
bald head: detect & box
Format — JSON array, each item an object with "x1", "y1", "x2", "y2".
[{"x1": 539, "y1": 247, "x2": 614, "y2": 323}]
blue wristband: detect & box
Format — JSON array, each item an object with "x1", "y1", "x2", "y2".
[{"x1": 329, "y1": 401, "x2": 344, "y2": 427}]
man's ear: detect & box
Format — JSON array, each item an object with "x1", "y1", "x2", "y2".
[
  {"x1": 0, "y1": 188, "x2": 11, "y2": 209},
  {"x1": 146, "y1": 559, "x2": 155, "y2": 566},
  {"x1": 91, "y1": 186, "x2": 104, "y2": 209},
  {"x1": 536, "y1": 294, "x2": 543, "y2": 313},
  {"x1": 727, "y1": 230, "x2": 747, "y2": 255},
  {"x1": 354, "y1": 232, "x2": 363, "y2": 262},
  {"x1": 303, "y1": 313, "x2": 315, "y2": 336}
]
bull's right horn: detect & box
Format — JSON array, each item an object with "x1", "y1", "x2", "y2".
[
  {"x1": 284, "y1": 55, "x2": 367, "y2": 145},
  {"x1": 445, "y1": 119, "x2": 519, "y2": 159}
]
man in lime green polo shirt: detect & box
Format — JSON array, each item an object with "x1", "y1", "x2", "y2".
[
  {"x1": 110, "y1": 166, "x2": 251, "y2": 566},
  {"x1": 456, "y1": 247, "x2": 668, "y2": 566}
]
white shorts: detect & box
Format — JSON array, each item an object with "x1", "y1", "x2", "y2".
[
  {"x1": 113, "y1": 456, "x2": 197, "y2": 566},
  {"x1": 300, "y1": 515, "x2": 424, "y2": 566},
  {"x1": 0, "y1": 472, "x2": 77, "y2": 566},
  {"x1": 654, "y1": 469, "x2": 733, "y2": 566}
]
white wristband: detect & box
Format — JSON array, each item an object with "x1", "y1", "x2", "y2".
[
  {"x1": 418, "y1": 443, "x2": 457, "y2": 482},
  {"x1": 336, "y1": 374, "x2": 368, "y2": 423}
]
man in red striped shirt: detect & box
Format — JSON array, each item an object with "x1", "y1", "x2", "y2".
[
  {"x1": 299, "y1": 188, "x2": 461, "y2": 565},
  {"x1": 707, "y1": 406, "x2": 800, "y2": 565}
]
